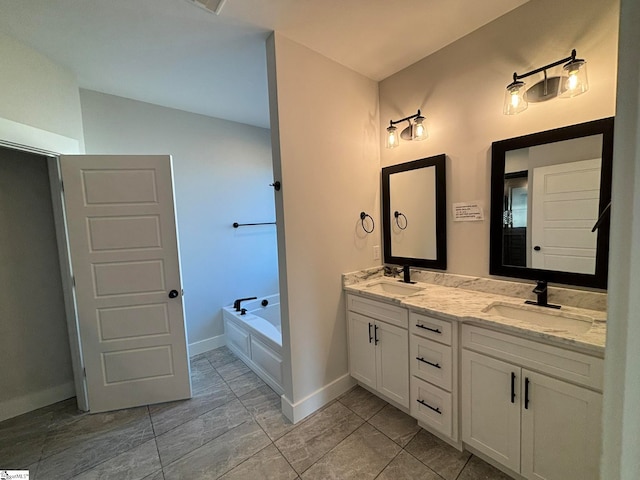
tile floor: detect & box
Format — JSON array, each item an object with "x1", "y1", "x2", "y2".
[{"x1": 0, "y1": 346, "x2": 511, "y2": 479}]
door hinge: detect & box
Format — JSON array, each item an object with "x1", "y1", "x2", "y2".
[
  {"x1": 83, "y1": 367, "x2": 86, "y2": 378},
  {"x1": 61, "y1": 180, "x2": 64, "y2": 192},
  {"x1": 72, "y1": 276, "x2": 76, "y2": 287}
]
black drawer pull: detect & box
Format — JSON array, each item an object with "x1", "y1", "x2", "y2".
[
  {"x1": 374, "y1": 324, "x2": 379, "y2": 345},
  {"x1": 368, "y1": 323, "x2": 373, "y2": 344},
  {"x1": 417, "y1": 399, "x2": 441, "y2": 414},
  {"x1": 511, "y1": 372, "x2": 516, "y2": 404},
  {"x1": 416, "y1": 357, "x2": 441, "y2": 369},
  {"x1": 416, "y1": 324, "x2": 441, "y2": 334},
  {"x1": 525, "y1": 377, "x2": 530, "y2": 409}
]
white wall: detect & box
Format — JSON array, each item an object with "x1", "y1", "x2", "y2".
[
  {"x1": 379, "y1": 0, "x2": 618, "y2": 278},
  {"x1": 267, "y1": 33, "x2": 380, "y2": 418},
  {"x1": 80, "y1": 90, "x2": 278, "y2": 350},
  {"x1": 601, "y1": 0, "x2": 640, "y2": 476},
  {"x1": 0, "y1": 31, "x2": 84, "y2": 145},
  {"x1": 0, "y1": 148, "x2": 75, "y2": 419}
]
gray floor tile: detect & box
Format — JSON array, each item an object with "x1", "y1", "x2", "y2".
[
  {"x1": 204, "y1": 345, "x2": 237, "y2": 369},
  {"x1": 376, "y1": 450, "x2": 443, "y2": 480},
  {"x1": 141, "y1": 471, "x2": 164, "y2": 480},
  {"x1": 457, "y1": 455, "x2": 512, "y2": 480},
  {"x1": 37, "y1": 409, "x2": 155, "y2": 479},
  {"x1": 218, "y1": 444, "x2": 298, "y2": 480},
  {"x1": 216, "y1": 358, "x2": 252, "y2": 382},
  {"x1": 155, "y1": 399, "x2": 251, "y2": 466},
  {"x1": 275, "y1": 401, "x2": 364, "y2": 474},
  {"x1": 405, "y1": 429, "x2": 470, "y2": 480},
  {"x1": 226, "y1": 370, "x2": 267, "y2": 397},
  {"x1": 40, "y1": 406, "x2": 150, "y2": 459},
  {"x1": 239, "y1": 384, "x2": 294, "y2": 441},
  {"x1": 149, "y1": 383, "x2": 236, "y2": 435},
  {"x1": 162, "y1": 420, "x2": 270, "y2": 480},
  {"x1": 301, "y1": 423, "x2": 401, "y2": 479},
  {"x1": 0, "y1": 397, "x2": 79, "y2": 467},
  {"x1": 338, "y1": 386, "x2": 387, "y2": 420},
  {"x1": 71, "y1": 438, "x2": 161, "y2": 480},
  {"x1": 190, "y1": 358, "x2": 227, "y2": 397},
  {"x1": 368, "y1": 404, "x2": 420, "y2": 447}
]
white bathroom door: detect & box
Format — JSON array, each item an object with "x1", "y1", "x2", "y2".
[
  {"x1": 531, "y1": 158, "x2": 601, "y2": 274},
  {"x1": 60, "y1": 154, "x2": 191, "y2": 413}
]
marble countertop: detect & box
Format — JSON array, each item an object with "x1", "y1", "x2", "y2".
[{"x1": 344, "y1": 278, "x2": 606, "y2": 357}]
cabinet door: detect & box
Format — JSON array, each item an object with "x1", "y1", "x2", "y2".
[
  {"x1": 375, "y1": 320, "x2": 409, "y2": 408},
  {"x1": 348, "y1": 312, "x2": 376, "y2": 389},
  {"x1": 462, "y1": 350, "x2": 521, "y2": 473},
  {"x1": 521, "y1": 370, "x2": 602, "y2": 480}
]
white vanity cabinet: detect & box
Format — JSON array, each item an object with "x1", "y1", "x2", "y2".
[
  {"x1": 347, "y1": 294, "x2": 409, "y2": 408},
  {"x1": 409, "y1": 311, "x2": 458, "y2": 443},
  {"x1": 461, "y1": 324, "x2": 603, "y2": 480}
]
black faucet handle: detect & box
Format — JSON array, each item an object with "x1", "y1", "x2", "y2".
[{"x1": 532, "y1": 280, "x2": 547, "y2": 293}]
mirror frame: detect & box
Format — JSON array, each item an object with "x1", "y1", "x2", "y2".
[
  {"x1": 382, "y1": 154, "x2": 447, "y2": 270},
  {"x1": 489, "y1": 117, "x2": 615, "y2": 289}
]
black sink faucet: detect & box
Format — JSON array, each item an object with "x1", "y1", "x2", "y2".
[
  {"x1": 233, "y1": 297, "x2": 257, "y2": 311},
  {"x1": 402, "y1": 265, "x2": 412, "y2": 284},
  {"x1": 525, "y1": 281, "x2": 560, "y2": 309}
]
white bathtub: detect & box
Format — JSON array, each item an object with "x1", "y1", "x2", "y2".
[{"x1": 222, "y1": 294, "x2": 283, "y2": 394}]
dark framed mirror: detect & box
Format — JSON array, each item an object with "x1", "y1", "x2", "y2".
[
  {"x1": 490, "y1": 117, "x2": 614, "y2": 289},
  {"x1": 382, "y1": 154, "x2": 447, "y2": 269}
]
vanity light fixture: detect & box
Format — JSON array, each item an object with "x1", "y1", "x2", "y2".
[
  {"x1": 386, "y1": 109, "x2": 428, "y2": 148},
  {"x1": 503, "y1": 49, "x2": 588, "y2": 115}
]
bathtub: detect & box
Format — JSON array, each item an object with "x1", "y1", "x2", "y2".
[{"x1": 222, "y1": 294, "x2": 283, "y2": 394}]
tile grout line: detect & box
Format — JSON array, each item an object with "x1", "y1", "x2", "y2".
[
  {"x1": 402, "y1": 448, "x2": 447, "y2": 480},
  {"x1": 454, "y1": 454, "x2": 473, "y2": 480}
]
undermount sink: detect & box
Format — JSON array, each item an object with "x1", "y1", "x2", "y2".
[
  {"x1": 482, "y1": 302, "x2": 594, "y2": 334},
  {"x1": 364, "y1": 280, "x2": 424, "y2": 296}
]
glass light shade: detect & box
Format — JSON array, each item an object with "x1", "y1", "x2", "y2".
[
  {"x1": 559, "y1": 60, "x2": 588, "y2": 98},
  {"x1": 386, "y1": 125, "x2": 400, "y2": 148},
  {"x1": 412, "y1": 116, "x2": 428, "y2": 141},
  {"x1": 503, "y1": 81, "x2": 528, "y2": 115}
]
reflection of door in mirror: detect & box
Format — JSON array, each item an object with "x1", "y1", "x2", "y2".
[
  {"x1": 503, "y1": 171, "x2": 528, "y2": 267},
  {"x1": 503, "y1": 134, "x2": 603, "y2": 274},
  {"x1": 389, "y1": 166, "x2": 437, "y2": 259}
]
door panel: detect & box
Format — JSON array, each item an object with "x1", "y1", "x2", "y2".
[
  {"x1": 348, "y1": 312, "x2": 376, "y2": 389},
  {"x1": 376, "y1": 320, "x2": 409, "y2": 408},
  {"x1": 60, "y1": 154, "x2": 191, "y2": 413},
  {"x1": 521, "y1": 370, "x2": 602, "y2": 480},
  {"x1": 461, "y1": 350, "x2": 521, "y2": 472}
]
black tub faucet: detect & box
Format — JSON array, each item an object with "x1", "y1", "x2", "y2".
[
  {"x1": 233, "y1": 297, "x2": 257, "y2": 311},
  {"x1": 525, "y1": 281, "x2": 560, "y2": 309}
]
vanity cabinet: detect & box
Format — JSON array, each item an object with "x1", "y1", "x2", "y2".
[
  {"x1": 409, "y1": 312, "x2": 458, "y2": 442},
  {"x1": 347, "y1": 294, "x2": 409, "y2": 408},
  {"x1": 461, "y1": 325, "x2": 603, "y2": 480}
]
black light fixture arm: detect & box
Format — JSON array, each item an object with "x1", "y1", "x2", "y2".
[
  {"x1": 389, "y1": 109, "x2": 422, "y2": 126},
  {"x1": 512, "y1": 49, "x2": 578, "y2": 82}
]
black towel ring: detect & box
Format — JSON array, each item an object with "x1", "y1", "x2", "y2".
[
  {"x1": 360, "y1": 212, "x2": 374, "y2": 234},
  {"x1": 394, "y1": 211, "x2": 408, "y2": 230}
]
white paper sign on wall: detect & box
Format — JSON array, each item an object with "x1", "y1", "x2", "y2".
[{"x1": 453, "y1": 202, "x2": 484, "y2": 222}]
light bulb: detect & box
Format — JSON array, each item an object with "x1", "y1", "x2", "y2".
[
  {"x1": 412, "y1": 115, "x2": 427, "y2": 141},
  {"x1": 511, "y1": 92, "x2": 520, "y2": 108},
  {"x1": 567, "y1": 72, "x2": 579, "y2": 91},
  {"x1": 386, "y1": 125, "x2": 399, "y2": 148},
  {"x1": 503, "y1": 80, "x2": 528, "y2": 115},
  {"x1": 560, "y1": 59, "x2": 588, "y2": 98}
]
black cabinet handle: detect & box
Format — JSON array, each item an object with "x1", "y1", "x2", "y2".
[
  {"x1": 417, "y1": 399, "x2": 441, "y2": 414},
  {"x1": 511, "y1": 372, "x2": 516, "y2": 403},
  {"x1": 168, "y1": 289, "x2": 179, "y2": 298},
  {"x1": 374, "y1": 324, "x2": 379, "y2": 345},
  {"x1": 525, "y1": 377, "x2": 530, "y2": 409},
  {"x1": 368, "y1": 323, "x2": 373, "y2": 344},
  {"x1": 416, "y1": 357, "x2": 441, "y2": 369},
  {"x1": 415, "y1": 324, "x2": 441, "y2": 334}
]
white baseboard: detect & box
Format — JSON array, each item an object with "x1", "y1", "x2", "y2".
[
  {"x1": 281, "y1": 373, "x2": 356, "y2": 424},
  {"x1": 188, "y1": 334, "x2": 226, "y2": 357},
  {"x1": 0, "y1": 381, "x2": 76, "y2": 422}
]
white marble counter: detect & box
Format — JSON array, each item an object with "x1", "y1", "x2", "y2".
[{"x1": 344, "y1": 274, "x2": 606, "y2": 357}]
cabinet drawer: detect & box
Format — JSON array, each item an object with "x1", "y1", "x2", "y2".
[
  {"x1": 410, "y1": 336, "x2": 452, "y2": 391},
  {"x1": 410, "y1": 312, "x2": 452, "y2": 345},
  {"x1": 347, "y1": 294, "x2": 408, "y2": 329},
  {"x1": 462, "y1": 324, "x2": 604, "y2": 391},
  {"x1": 411, "y1": 376, "x2": 453, "y2": 439}
]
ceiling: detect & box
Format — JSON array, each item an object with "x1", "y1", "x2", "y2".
[{"x1": 0, "y1": 0, "x2": 528, "y2": 129}]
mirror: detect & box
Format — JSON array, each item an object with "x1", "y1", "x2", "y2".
[
  {"x1": 490, "y1": 117, "x2": 614, "y2": 289},
  {"x1": 382, "y1": 154, "x2": 447, "y2": 269}
]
